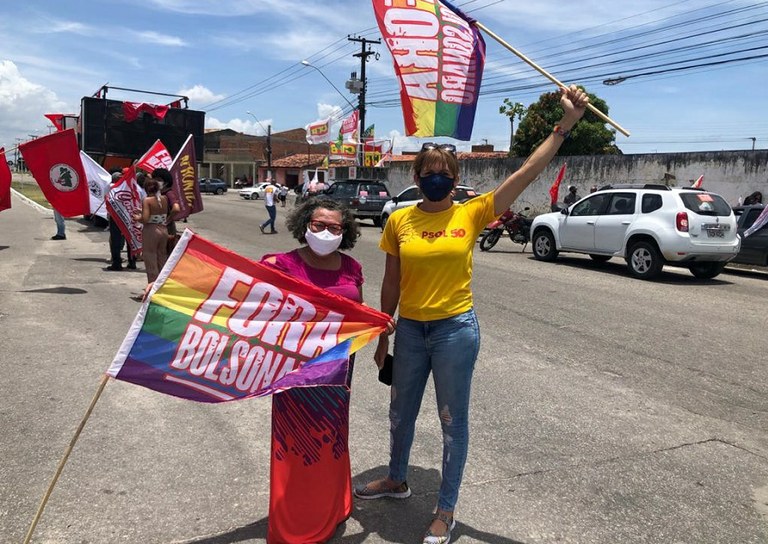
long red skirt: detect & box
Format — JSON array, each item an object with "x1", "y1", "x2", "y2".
[{"x1": 267, "y1": 383, "x2": 352, "y2": 543}]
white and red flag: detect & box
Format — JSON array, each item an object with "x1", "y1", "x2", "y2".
[
  {"x1": 340, "y1": 110, "x2": 359, "y2": 144},
  {"x1": 106, "y1": 166, "x2": 143, "y2": 254},
  {"x1": 168, "y1": 134, "x2": 202, "y2": 220},
  {"x1": 305, "y1": 118, "x2": 332, "y2": 144},
  {"x1": 136, "y1": 140, "x2": 173, "y2": 173},
  {"x1": 549, "y1": 163, "x2": 567, "y2": 206},
  {"x1": 80, "y1": 151, "x2": 112, "y2": 220},
  {"x1": 19, "y1": 129, "x2": 90, "y2": 217},
  {"x1": 0, "y1": 147, "x2": 11, "y2": 212},
  {"x1": 691, "y1": 175, "x2": 704, "y2": 189}
]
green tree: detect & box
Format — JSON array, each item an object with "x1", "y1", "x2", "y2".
[
  {"x1": 498, "y1": 99, "x2": 526, "y2": 152},
  {"x1": 510, "y1": 87, "x2": 621, "y2": 157}
]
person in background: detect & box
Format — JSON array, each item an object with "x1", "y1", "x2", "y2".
[
  {"x1": 564, "y1": 184, "x2": 580, "y2": 205},
  {"x1": 278, "y1": 184, "x2": 288, "y2": 207},
  {"x1": 743, "y1": 191, "x2": 763, "y2": 205},
  {"x1": 153, "y1": 168, "x2": 181, "y2": 249},
  {"x1": 590, "y1": 185, "x2": 598, "y2": 193},
  {"x1": 259, "y1": 180, "x2": 278, "y2": 234},
  {"x1": 132, "y1": 176, "x2": 168, "y2": 290},
  {"x1": 51, "y1": 209, "x2": 66, "y2": 240},
  {"x1": 355, "y1": 85, "x2": 588, "y2": 544},
  {"x1": 259, "y1": 197, "x2": 375, "y2": 543}
]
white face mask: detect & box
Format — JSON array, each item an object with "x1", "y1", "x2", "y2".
[{"x1": 305, "y1": 227, "x2": 342, "y2": 256}]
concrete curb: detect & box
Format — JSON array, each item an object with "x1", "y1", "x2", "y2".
[{"x1": 11, "y1": 188, "x2": 52, "y2": 215}]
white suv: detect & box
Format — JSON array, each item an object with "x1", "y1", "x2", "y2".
[
  {"x1": 530, "y1": 184, "x2": 741, "y2": 280},
  {"x1": 380, "y1": 184, "x2": 479, "y2": 229}
]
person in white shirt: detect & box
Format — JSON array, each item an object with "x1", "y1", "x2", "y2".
[{"x1": 260, "y1": 181, "x2": 278, "y2": 234}]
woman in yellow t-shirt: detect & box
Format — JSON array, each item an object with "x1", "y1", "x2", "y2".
[{"x1": 355, "y1": 86, "x2": 589, "y2": 544}]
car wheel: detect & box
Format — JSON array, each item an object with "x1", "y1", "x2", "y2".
[
  {"x1": 215, "y1": 188, "x2": 224, "y2": 195},
  {"x1": 589, "y1": 254, "x2": 611, "y2": 263},
  {"x1": 532, "y1": 230, "x2": 558, "y2": 262},
  {"x1": 626, "y1": 241, "x2": 664, "y2": 280},
  {"x1": 689, "y1": 262, "x2": 725, "y2": 279},
  {"x1": 380, "y1": 213, "x2": 389, "y2": 231}
]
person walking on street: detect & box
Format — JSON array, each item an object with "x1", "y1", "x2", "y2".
[
  {"x1": 564, "y1": 185, "x2": 580, "y2": 205},
  {"x1": 260, "y1": 181, "x2": 278, "y2": 234},
  {"x1": 278, "y1": 184, "x2": 288, "y2": 207},
  {"x1": 355, "y1": 85, "x2": 589, "y2": 544},
  {"x1": 51, "y1": 209, "x2": 66, "y2": 240}
]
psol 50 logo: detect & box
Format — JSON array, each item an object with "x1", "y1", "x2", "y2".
[{"x1": 421, "y1": 228, "x2": 467, "y2": 239}]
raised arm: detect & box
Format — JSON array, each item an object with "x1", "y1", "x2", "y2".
[{"x1": 493, "y1": 85, "x2": 589, "y2": 215}]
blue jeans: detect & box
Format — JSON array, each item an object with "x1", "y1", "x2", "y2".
[
  {"x1": 389, "y1": 308, "x2": 480, "y2": 511},
  {"x1": 261, "y1": 205, "x2": 277, "y2": 231},
  {"x1": 53, "y1": 210, "x2": 65, "y2": 237}
]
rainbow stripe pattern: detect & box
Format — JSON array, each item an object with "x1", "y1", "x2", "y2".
[{"x1": 107, "y1": 230, "x2": 389, "y2": 402}]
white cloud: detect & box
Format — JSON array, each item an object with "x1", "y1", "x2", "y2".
[
  {"x1": 178, "y1": 85, "x2": 225, "y2": 107},
  {"x1": 206, "y1": 116, "x2": 273, "y2": 136},
  {"x1": 0, "y1": 61, "x2": 67, "y2": 145},
  {"x1": 137, "y1": 31, "x2": 187, "y2": 47}
]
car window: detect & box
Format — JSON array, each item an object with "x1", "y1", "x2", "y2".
[
  {"x1": 679, "y1": 192, "x2": 731, "y2": 216},
  {"x1": 606, "y1": 193, "x2": 636, "y2": 215},
  {"x1": 332, "y1": 184, "x2": 356, "y2": 197},
  {"x1": 454, "y1": 187, "x2": 478, "y2": 201},
  {"x1": 400, "y1": 187, "x2": 421, "y2": 201},
  {"x1": 641, "y1": 194, "x2": 663, "y2": 213},
  {"x1": 740, "y1": 208, "x2": 765, "y2": 230},
  {"x1": 363, "y1": 183, "x2": 389, "y2": 196},
  {"x1": 571, "y1": 194, "x2": 609, "y2": 216}
]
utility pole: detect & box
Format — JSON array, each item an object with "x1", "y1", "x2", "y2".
[
  {"x1": 266, "y1": 124, "x2": 273, "y2": 180},
  {"x1": 348, "y1": 35, "x2": 380, "y2": 169}
]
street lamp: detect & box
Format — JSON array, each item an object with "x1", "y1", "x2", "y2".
[
  {"x1": 300, "y1": 60, "x2": 357, "y2": 110},
  {"x1": 245, "y1": 111, "x2": 272, "y2": 180}
]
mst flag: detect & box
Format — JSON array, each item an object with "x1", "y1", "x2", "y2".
[
  {"x1": 106, "y1": 166, "x2": 143, "y2": 254},
  {"x1": 168, "y1": 134, "x2": 202, "y2": 220},
  {"x1": 373, "y1": 0, "x2": 486, "y2": 140},
  {"x1": 0, "y1": 148, "x2": 10, "y2": 212},
  {"x1": 305, "y1": 118, "x2": 332, "y2": 144},
  {"x1": 107, "y1": 230, "x2": 390, "y2": 402},
  {"x1": 80, "y1": 151, "x2": 111, "y2": 220},
  {"x1": 136, "y1": 140, "x2": 173, "y2": 173},
  {"x1": 19, "y1": 129, "x2": 90, "y2": 217},
  {"x1": 549, "y1": 163, "x2": 567, "y2": 206}
]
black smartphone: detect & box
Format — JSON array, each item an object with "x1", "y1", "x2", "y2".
[{"x1": 378, "y1": 353, "x2": 393, "y2": 386}]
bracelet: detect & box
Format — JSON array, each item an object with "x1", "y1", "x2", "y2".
[{"x1": 553, "y1": 125, "x2": 571, "y2": 139}]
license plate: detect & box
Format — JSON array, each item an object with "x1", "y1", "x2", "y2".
[
  {"x1": 703, "y1": 223, "x2": 729, "y2": 238},
  {"x1": 707, "y1": 229, "x2": 725, "y2": 238}
]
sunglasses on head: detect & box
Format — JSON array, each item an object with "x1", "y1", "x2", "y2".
[{"x1": 421, "y1": 142, "x2": 457, "y2": 155}]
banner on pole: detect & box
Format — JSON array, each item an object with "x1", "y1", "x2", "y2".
[
  {"x1": 136, "y1": 140, "x2": 173, "y2": 173},
  {"x1": 106, "y1": 166, "x2": 143, "y2": 254},
  {"x1": 372, "y1": 0, "x2": 486, "y2": 140},
  {"x1": 107, "y1": 230, "x2": 390, "y2": 402},
  {"x1": 0, "y1": 148, "x2": 11, "y2": 212},
  {"x1": 168, "y1": 134, "x2": 202, "y2": 220}
]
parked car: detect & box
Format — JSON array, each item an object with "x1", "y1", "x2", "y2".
[
  {"x1": 731, "y1": 204, "x2": 768, "y2": 267},
  {"x1": 323, "y1": 180, "x2": 391, "y2": 227},
  {"x1": 198, "y1": 178, "x2": 228, "y2": 195},
  {"x1": 239, "y1": 182, "x2": 272, "y2": 200},
  {"x1": 379, "y1": 184, "x2": 479, "y2": 229},
  {"x1": 530, "y1": 184, "x2": 741, "y2": 280}
]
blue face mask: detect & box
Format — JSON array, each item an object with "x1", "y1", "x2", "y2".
[{"x1": 419, "y1": 173, "x2": 454, "y2": 202}]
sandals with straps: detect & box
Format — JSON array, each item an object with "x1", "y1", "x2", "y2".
[{"x1": 423, "y1": 512, "x2": 456, "y2": 544}]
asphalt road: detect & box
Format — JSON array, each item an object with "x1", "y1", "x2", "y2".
[{"x1": 1, "y1": 191, "x2": 767, "y2": 544}]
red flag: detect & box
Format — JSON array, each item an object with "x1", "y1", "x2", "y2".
[
  {"x1": 105, "y1": 166, "x2": 143, "y2": 254},
  {"x1": 19, "y1": 130, "x2": 90, "y2": 217},
  {"x1": 136, "y1": 139, "x2": 173, "y2": 172},
  {"x1": 168, "y1": 134, "x2": 202, "y2": 219},
  {"x1": 123, "y1": 102, "x2": 170, "y2": 122},
  {"x1": 0, "y1": 148, "x2": 11, "y2": 212},
  {"x1": 44, "y1": 114, "x2": 66, "y2": 132},
  {"x1": 549, "y1": 163, "x2": 567, "y2": 205},
  {"x1": 691, "y1": 175, "x2": 704, "y2": 189}
]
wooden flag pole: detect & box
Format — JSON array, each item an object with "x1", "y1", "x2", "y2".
[
  {"x1": 474, "y1": 21, "x2": 631, "y2": 137},
  {"x1": 23, "y1": 375, "x2": 111, "y2": 544}
]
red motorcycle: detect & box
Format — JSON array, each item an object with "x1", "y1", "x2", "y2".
[{"x1": 479, "y1": 207, "x2": 533, "y2": 251}]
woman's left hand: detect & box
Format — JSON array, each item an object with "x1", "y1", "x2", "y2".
[{"x1": 559, "y1": 85, "x2": 589, "y2": 126}]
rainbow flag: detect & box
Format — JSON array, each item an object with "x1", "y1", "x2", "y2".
[
  {"x1": 107, "y1": 230, "x2": 389, "y2": 402},
  {"x1": 372, "y1": 0, "x2": 486, "y2": 141}
]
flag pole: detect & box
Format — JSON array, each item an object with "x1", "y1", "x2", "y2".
[
  {"x1": 473, "y1": 21, "x2": 630, "y2": 137},
  {"x1": 23, "y1": 374, "x2": 111, "y2": 544}
]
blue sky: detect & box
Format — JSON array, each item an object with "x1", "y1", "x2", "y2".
[{"x1": 1, "y1": 0, "x2": 766, "y2": 155}]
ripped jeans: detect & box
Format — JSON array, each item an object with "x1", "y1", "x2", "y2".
[{"x1": 389, "y1": 308, "x2": 480, "y2": 512}]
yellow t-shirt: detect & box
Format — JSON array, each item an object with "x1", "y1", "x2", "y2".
[{"x1": 379, "y1": 191, "x2": 497, "y2": 321}]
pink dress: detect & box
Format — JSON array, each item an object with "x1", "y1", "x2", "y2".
[{"x1": 260, "y1": 249, "x2": 363, "y2": 544}]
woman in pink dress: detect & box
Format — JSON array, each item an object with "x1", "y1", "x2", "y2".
[{"x1": 260, "y1": 197, "x2": 364, "y2": 543}]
